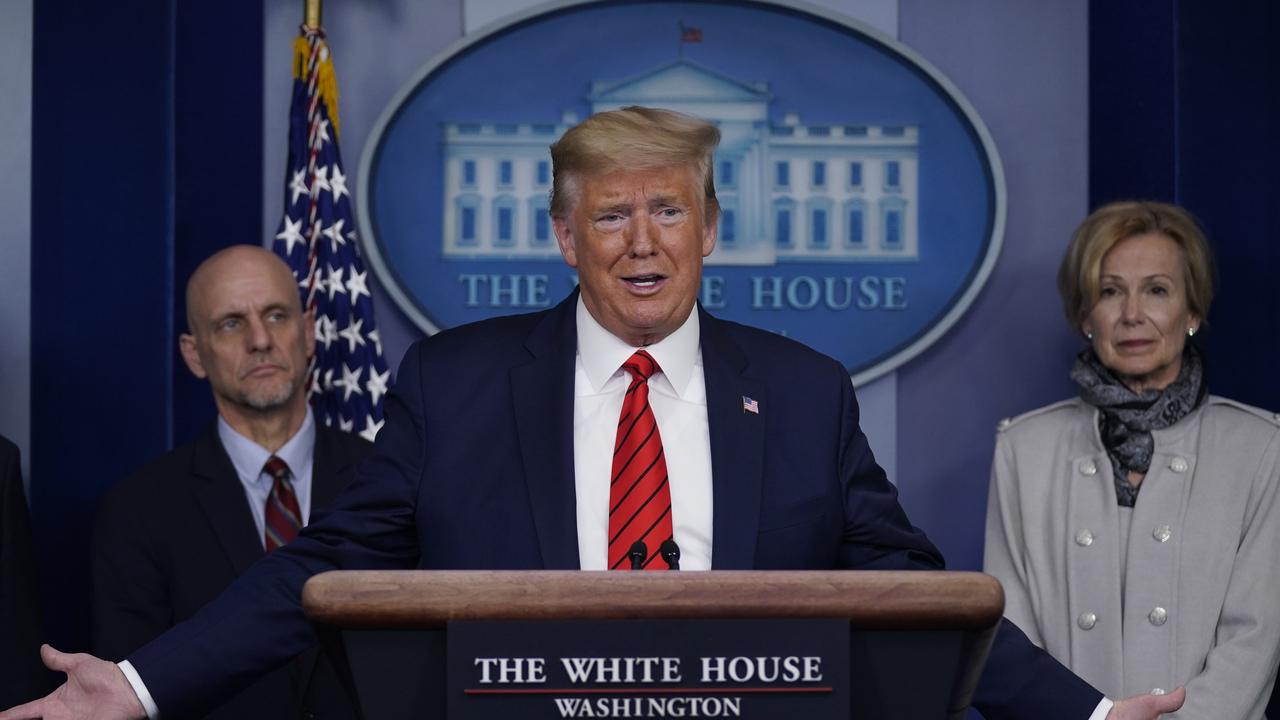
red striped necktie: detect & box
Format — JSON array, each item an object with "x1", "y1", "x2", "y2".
[
  {"x1": 263, "y1": 455, "x2": 302, "y2": 552},
  {"x1": 607, "y1": 350, "x2": 673, "y2": 570}
]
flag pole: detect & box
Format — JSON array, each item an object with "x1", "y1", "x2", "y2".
[{"x1": 304, "y1": 0, "x2": 321, "y2": 29}]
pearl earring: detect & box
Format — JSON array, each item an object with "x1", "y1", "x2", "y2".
[
  {"x1": 1188, "y1": 327, "x2": 1197, "y2": 337},
  {"x1": 1085, "y1": 331, "x2": 1094, "y2": 341}
]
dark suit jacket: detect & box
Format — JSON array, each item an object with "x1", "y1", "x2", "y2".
[
  {"x1": 93, "y1": 421, "x2": 371, "y2": 719},
  {"x1": 128, "y1": 292, "x2": 1102, "y2": 719},
  {"x1": 0, "y1": 436, "x2": 54, "y2": 707}
]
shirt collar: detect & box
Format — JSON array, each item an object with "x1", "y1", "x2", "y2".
[
  {"x1": 217, "y1": 406, "x2": 316, "y2": 484},
  {"x1": 575, "y1": 296, "x2": 701, "y2": 398}
]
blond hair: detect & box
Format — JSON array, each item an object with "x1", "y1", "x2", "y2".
[
  {"x1": 1058, "y1": 201, "x2": 1214, "y2": 330},
  {"x1": 549, "y1": 106, "x2": 720, "y2": 219}
]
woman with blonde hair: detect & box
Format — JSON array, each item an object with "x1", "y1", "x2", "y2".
[{"x1": 984, "y1": 201, "x2": 1280, "y2": 718}]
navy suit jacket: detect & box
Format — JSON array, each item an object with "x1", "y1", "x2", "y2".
[
  {"x1": 129, "y1": 292, "x2": 1101, "y2": 719},
  {"x1": 94, "y1": 422, "x2": 370, "y2": 719}
]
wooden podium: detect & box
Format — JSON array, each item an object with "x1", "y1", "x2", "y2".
[{"x1": 303, "y1": 570, "x2": 1003, "y2": 720}]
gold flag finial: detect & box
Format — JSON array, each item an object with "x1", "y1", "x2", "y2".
[{"x1": 304, "y1": 0, "x2": 321, "y2": 28}]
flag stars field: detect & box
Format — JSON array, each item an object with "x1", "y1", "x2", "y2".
[
  {"x1": 276, "y1": 217, "x2": 305, "y2": 255},
  {"x1": 346, "y1": 269, "x2": 370, "y2": 303},
  {"x1": 315, "y1": 316, "x2": 337, "y2": 350},
  {"x1": 274, "y1": 25, "x2": 390, "y2": 441},
  {"x1": 359, "y1": 416, "x2": 384, "y2": 443},
  {"x1": 336, "y1": 363, "x2": 364, "y2": 402},
  {"x1": 338, "y1": 319, "x2": 366, "y2": 353},
  {"x1": 366, "y1": 368, "x2": 390, "y2": 406},
  {"x1": 323, "y1": 219, "x2": 348, "y2": 252},
  {"x1": 326, "y1": 266, "x2": 345, "y2": 299},
  {"x1": 289, "y1": 170, "x2": 310, "y2": 203},
  {"x1": 330, "y1": 165, "x2": 349, "y2": 201}
]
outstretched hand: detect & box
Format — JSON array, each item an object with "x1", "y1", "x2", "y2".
[
  {"x1": 1107, "y1": 686, "x2": 1185, "y2": 720},
  {"x1": 0, "y1": 645, "x2": 146, "y2": 720}
]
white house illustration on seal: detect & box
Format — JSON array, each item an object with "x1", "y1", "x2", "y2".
[{"x1": 441, "y1": 59, "x2": 919, "y2": 265}]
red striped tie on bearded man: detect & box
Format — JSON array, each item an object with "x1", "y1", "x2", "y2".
[{"x1": 607, "y1": 351, "x2": 674, "y2": 570}]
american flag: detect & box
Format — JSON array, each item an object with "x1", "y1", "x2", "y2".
[{"x1": 273, "y1": 25, "x2": 389, "y2": 443}]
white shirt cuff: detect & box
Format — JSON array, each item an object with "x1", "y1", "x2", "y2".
[
  {"x1": 117, "y1": 660, "x2": 160, "y2": 720},
  {"x1": 1088, "y1": 698, "x2": 1114, "y2": 720}
]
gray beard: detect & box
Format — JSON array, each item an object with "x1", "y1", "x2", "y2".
[{"x1": 237, "y1": 379, "x2": 301, "y2": 413}]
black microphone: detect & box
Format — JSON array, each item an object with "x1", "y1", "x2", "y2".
[
  {"x1": 627, "y1": 541, "x2": 648, "y2": 570},
  {"x1": 659, "y1": 538, "x2": 681, "y2": 570}
]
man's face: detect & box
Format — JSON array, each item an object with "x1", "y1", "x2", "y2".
[
  {"x1": 553, "y1": 164, "x2": 717, "y2": 346},
  {"x1": 180, "y1": 250, "x2": 314, "y2": 417}
]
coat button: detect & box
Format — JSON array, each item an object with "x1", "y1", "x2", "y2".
[
  {"x1": 1169, "y1": 456, "x2": 1188, "y2": 473},
  {"x1": 1077, "y1": 612, "x2": 1097, "y2": 630},
  {"x1": 1075, "y1": 529, "x2": 1094, "y2": 547},
  {"x1": 1148, "y1": 607, "x2": 1168, "y2": 626},
  {"x1": 1080, "y1": 460, "x2": 1098, "y2": 476},
  {"x1": 1153, "y1": 525, "x2": 1172, "y2": 543}
]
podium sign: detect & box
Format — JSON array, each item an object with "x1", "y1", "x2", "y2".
[
  {"x1": 447, "y1": 619, "x2": 850, "y2": 719},
  {"x1": 304, "y1": 570, "x2": 1003, "y2": 719}
]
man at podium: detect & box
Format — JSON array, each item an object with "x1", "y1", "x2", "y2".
[{"x1": 1, "y1": 107, "x2": 1184, "y2": 720}]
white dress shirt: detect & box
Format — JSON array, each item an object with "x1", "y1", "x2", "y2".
[{"x1": 572, "y1": 299, "x2": 713, "y2": 571}]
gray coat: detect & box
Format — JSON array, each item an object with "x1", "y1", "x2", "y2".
[{"x1": 984, "y1": 396, "x2": 1280, "y2": 719}]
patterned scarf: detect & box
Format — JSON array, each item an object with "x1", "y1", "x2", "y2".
[{"x1": 1070, "y1": 345, "x2": 1206, "y2": 506}]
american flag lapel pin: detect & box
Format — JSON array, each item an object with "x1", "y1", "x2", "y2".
[{"x1": 742, "y1": 396, "x2": 759, "y2": 414}]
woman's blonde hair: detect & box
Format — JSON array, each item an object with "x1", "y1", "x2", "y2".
[{"x1": 1058, "y1": 201, "x2": 1214, "y2": 330}]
